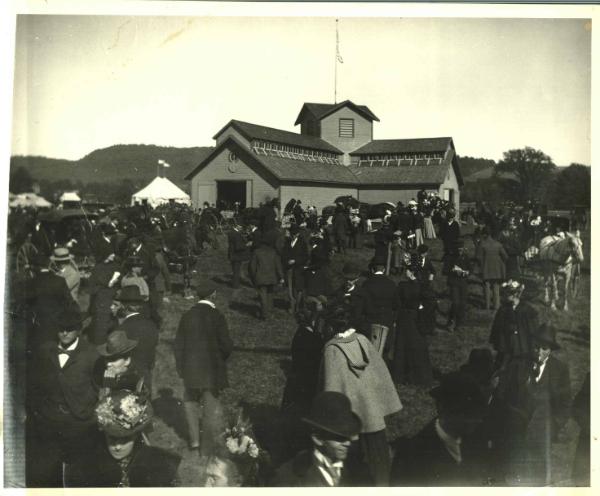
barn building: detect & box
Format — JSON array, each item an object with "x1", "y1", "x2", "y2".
[{"x1": 185, "y1": 100, "x2": 463, "y2": 213}]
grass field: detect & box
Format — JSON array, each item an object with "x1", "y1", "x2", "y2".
[{"x1": 138, "y1": 227, "x2": 589, "y2": 486}]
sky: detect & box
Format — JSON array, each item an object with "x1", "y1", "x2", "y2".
[{"x1": 10, "y1": 15, "x2": 592, "y2": 165}]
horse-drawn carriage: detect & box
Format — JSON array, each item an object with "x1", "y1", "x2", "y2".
[{"x1": 13, "y1": 208, "x2": 99, "y2": 279}]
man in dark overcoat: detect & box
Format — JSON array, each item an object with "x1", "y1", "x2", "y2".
[
  {"x1": 439, "y1": 208, "x2": 461, "y2": 257},
  {"x1": 111, "y1": 286, "x2": 159, "y2": 391},
  {"x1": 227, "y1": 222, "x2": 250, "y2": 289},
  {"x1": 86, "y1": 243, "x2": 119, "y2": 345},
  {"x1": 391, "y1": 371, "x2": 491, "y2": 486},
  {"x1": 26, "y1": 308, "x2": 100, "y2": 487},
  {"x1": 360, "y1": 257, "x2": 397, "y2": 348},
  {"x1": 495, "y1": 324, "x2": 571, "y2": 486},
  {"x1": 123, "y1": 235, "x2": 161, "y2": 324},
  {"x1": 25, "y1": 253, "x2": 79, "y2": 354},
  {"x1": 174, "y1": 279, "x2": 233, "y2": 459},
  {"x1": 271, "y1": 391, "x2": 369, "y2": 487},
  {"x1": 282, "y1": 225, "x2": 309, "y2": 313},
  {"x1": 248, "y1": 237, "x2": 284, "y2": 320}
]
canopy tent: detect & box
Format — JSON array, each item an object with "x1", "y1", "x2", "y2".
[
  {"x1": 59, "y1": 191, "x2": 81, "y2": 203},
  {"x1": 131, "y1": 176, "x2": 190, "y2": 208},
  {"x1": 9, "y1": 192, "x2": 53, "y2": 209}
]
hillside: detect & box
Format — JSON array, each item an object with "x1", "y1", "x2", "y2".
[
  {"x1": 456, "y1": 155, "x2": 496, "y2": 180},
  {"x1": 10, "y1": 144, "x2": 214, "y2": 190}
]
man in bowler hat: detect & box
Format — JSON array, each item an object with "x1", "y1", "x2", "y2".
[
  {"x1": 111, "y1": 286, "x2": 159, "y2": 392},
  {"x1": 174, "y1": 278, "x2": 233, "y2": 467},
  {"x1": 495, "y1": 323, "x2": 571, "y2": 486},
  {"x1": 270, "y1": 391, "x2": 365, "y2": 486},
  {"x1": 26, "y1": 307, "x2": 100, "y2": 487},
  {"x1": 391, "y1": 371, "x2": 490, "y2": 486}
]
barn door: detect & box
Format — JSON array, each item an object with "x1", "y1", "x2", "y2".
[{"x1": 196, "y1": 182, "x2": 215, "y2": 209}]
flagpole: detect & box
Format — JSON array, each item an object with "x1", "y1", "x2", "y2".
[{"x1": 334, "y1": 19, "x2": 338, "y2": 104}]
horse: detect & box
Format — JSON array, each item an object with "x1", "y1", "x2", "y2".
[{"x1": 538, "y1": 231, "x2": 584, "y2": 311}]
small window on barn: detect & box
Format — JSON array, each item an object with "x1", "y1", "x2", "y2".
[{"x1": 339, "y1": 118, "x2": 354, "y2": 138}]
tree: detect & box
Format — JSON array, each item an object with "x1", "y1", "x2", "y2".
[
  {"x1": 9, "y1": 166, "x2": 34, "y2": 193},
  {"x1": 549, "y1": 163, "x2": 590, "y2": 209},
  {"x1": 495, "y1": 147, "x2": 556, "y2": 202}
]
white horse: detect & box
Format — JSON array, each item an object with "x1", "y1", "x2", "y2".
[{"x1": 538, "y1": 231, "x2": 584, "y2": 311}]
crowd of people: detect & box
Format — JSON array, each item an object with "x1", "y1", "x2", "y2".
[{"x1": 11, "y1": 190, "x2": 588, "y2": 488}]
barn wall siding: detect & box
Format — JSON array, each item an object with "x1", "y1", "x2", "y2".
[
  {"x1": 358, "y1": 188, "x2": 423, "y2": 205},
  {"x1": 320, "y1": 108, "x2": 372, "y2": 164},
  {"x1": 438, "y1": 163, "x2": 460, "y2": 210},
  {"x1": 280, "y1": 184, "x2": 358, "y2": 214},
  {"x1": 190, "y1": 147, "x2": 278, "y2": 209}
]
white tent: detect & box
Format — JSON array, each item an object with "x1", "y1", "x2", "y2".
[
  {"x1": 131, "y1": 176, "x2": 190, "y2": 208},
  {"x1": 59, "y1": 191, "x2": 81, "y2": 203},
  {"x1": 9, "y1": 192, "x2": 53, "y2": 209}
]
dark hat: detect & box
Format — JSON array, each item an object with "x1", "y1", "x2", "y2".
[
  {"x1": 302, "y1": 391, "x2": 362, "y2": 440},
  {"x1": 126, "y1": 255, "x2": 143, "y2": 268},
  {"x1": 370, "y1": 254, "x2": 387, "y2": 269},
  {"x1": 531, "y1": 323, "x2": 560, "y2": 350},
  {"x1": 97, "y1": 330, "x2": 138, "y2": 357},
  {"x1": 95, "y1": 390, "x2": 153, "y2": 438},
  {"x1": 459, "y1": 348, "x2": 495, "y2": 384},
  {"x1": 417, "y1": 244, "x2": 429, "y2": 254},
  {"x1": 50, "y1": 247, "x2": 73, "y2": 262},
  {"x1": 289, "y1": 224, "x2": 300, "y2": 235},
  {"x1": 191, "y1": 277, "x2": 217, "y2": 299},
  {"x1": 430, "y1": 371, "x2": 487, "y2": 414},
  {"x1": 342, "y1": 262, "x2": 361, "y2": 280},
  {"x1": 114, "y1": 285, "x2": 145, "y2": 303},
  {"x1": 56, "y1": 308, "x2": 86, "y2": 332}
]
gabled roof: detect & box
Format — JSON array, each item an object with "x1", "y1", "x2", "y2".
[
  {"x1": 186, "y1": 135, "x2": 462, "y2": 187},
  {"x1": 212, "y1": 119, "x2": 342, "y2": 154},
  {"x1": 350, "y1": 137, "x2": 453, "y2": 155},
  {"x1": 185, "y1": 136, "x2": 355, "y2": 185},
  {"x1": 294, "y1": 100, "x2": 380, "y2": 125}
]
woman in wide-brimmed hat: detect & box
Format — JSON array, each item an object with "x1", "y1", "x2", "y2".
[
  {"x1": 94, "y1": 330, "x2": 146, "y2": 398},
  {"x1": 64, "y1": 390, "x2": 181, "y2": 487}
]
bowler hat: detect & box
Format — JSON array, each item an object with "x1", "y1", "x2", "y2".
[
  {"x1": 459, "y1": 348, "x2": 495, "y2": 384},
  {"x1": 342, "y1": 262, "x2": 361, "y2": 280},
  {"x1": 126, "y1": 255, "x2": 143, "y2": 268},
  {"x1": 302, "y1": 391, "x2": 361, "y2": 440},
  {"x1": 532, "y1": 323, "x2": 560, "y2": 350},
  {"x1": 430, "y1": 371, "x2": 487, "y2": 414},
  {"x1": 191, "y1": 277, "x2": 217, "y2": 299},
  {"x1": 56, "y1": 308, "x2": 86, "y2": 332},
  {"x1": 50, "y1": 247, "x2": 73, "y2": 262},
  {"x1": 98, "y1": 330, "x2": 138, "y2": 357},
  {"x1": 114, "y1": 285, "x2": 145, "y2": 303}
]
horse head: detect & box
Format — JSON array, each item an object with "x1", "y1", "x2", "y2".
[{"x1": 567, "y1": 232, "x2": 584, "y2": 263}]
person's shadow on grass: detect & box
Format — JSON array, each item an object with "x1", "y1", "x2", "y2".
[
  {"x1": 152, "y1": 388, "x2": 189, "y2": 442},
  {"x1": 229, "y1": 300, "x2": 258, "y2": 318}
]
